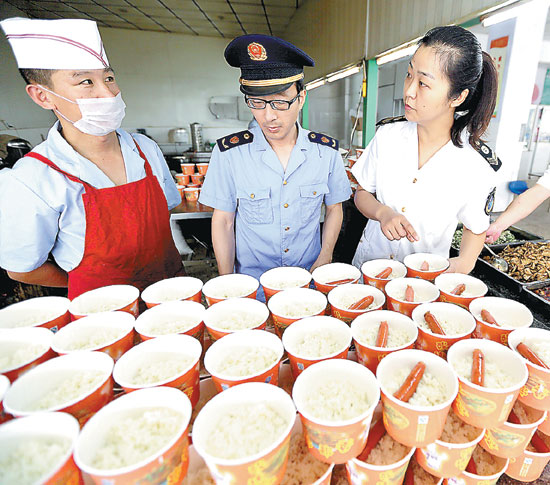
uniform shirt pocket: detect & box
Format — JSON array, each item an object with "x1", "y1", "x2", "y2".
[
  {"x1": 299, "y1": 183, "x2": 329, "y2": 224},
  {"x1": 236, "y1": 187, "x2": 273, "y2": 224}
]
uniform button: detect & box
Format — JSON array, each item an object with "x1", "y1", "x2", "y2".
[
  {"x1": 284, "y1": 248, "x2": 289, "y2": 253},
  {"x1": 412, "y1": 178, "x2": 417, "y2": 183},
  {"x1": 283, "y1": 180, "x2": 287, "y2": 185},
  {"x1": 284, "y1": 203, "x2": 289, "y2": 208},
  {"x1": 250, "y1": 193, "x2": 255, "y2": 199},
  {"x1": 401, "y1": 207, "x2": 406, "y2": 213},
  {"x1": 313, "y1": 191, "x2": 317, "y2": 195},
  {"x1": 285, "y1": 226, "x2": 290, "y2": 231}
]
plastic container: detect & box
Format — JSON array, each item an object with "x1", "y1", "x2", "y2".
[
  {"x1": 328, "y1": 284, "x2": 385, "y2": 324},
  {"x1": 447, "y1": 339, "x2": 528, "y2": 429},
  {"x1": 351, "y1": 310, "x2": 418, "y2": 373},
  {"x1": 293, "y1": 359, "x2": 380, "y2": 464},
  {"x1": 403, "y1": 253, "x2": 450, "y2": 281},
  {"x1": 74, "y1": 387, "x2": 192, "y2": 484},
  {"x1": 259, "y1": 266, "x2": 312, "y2": 302},
  {"x1": 141, "y1": 276, "x2": 203, "y2": 307},
  {"x1": 69, "y1": 285, "x2": 140, "y2": 319},
  {"x1": 282, "y1": 316, "x2": 352, "y2": 378},
  {"x1": 385, "y1": 278, "x2": 440, "y2": 317},
  {"x1": 202, "y1": 274, "x2": 259, "y2": 306},
  {"x1": 52, "y1": 311, "x2": 134, "y2": 361},
  {"x1": 434, "y1": 273, "x2": 488, "y2": 310},
  {"x1": 0, "y1": 296, "x2": 70, "y2": 332},
  {"x1": 361, "y1": 259, "x2": 407, "y2": 293},
  {"x1": 312, "y1": 263, "x2": 362, "y2": 294}
]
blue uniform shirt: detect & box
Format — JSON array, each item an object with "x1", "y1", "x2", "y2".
[{"x1": 199, "y1": 120, "x2": 351, "y2": 281}]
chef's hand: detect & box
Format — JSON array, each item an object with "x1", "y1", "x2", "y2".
[
  {"x1": 378, "y1": 207, "x2": 419, "y2": 243},
  {"x1": 485, "y1": 222, "x2": 504, "y2": 244},
  {"x1": 310, "y1": 252, "x2": 332, "y2": 272},
  {"x1": 445, "y1": 257, "x2": 475, "y2": 274}
]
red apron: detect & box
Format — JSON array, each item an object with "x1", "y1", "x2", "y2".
[{"x1": 25, "y1": 140, "x2": 183, "y2": 299}]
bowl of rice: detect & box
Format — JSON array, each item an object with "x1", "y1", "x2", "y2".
[
  {"x1": 508, "y1": 328, "x2": 550, "y2": 411},
  {"x1": 204, "y1": 330, "x2": 284, "y2": 392},
  {"x1": 201, "y1": 274, "x2": 259, "y2": 306},
  {"x1": 469, "y1": 296, "x2": 533, "y2": 345},
  {"x1": 447, "y1": 339, "x2": 528, "y2": 429},
  {"x1": 0, "y1": 327, "x2": 55, "y2": 382},
  {"x1": 385, "y1": 278, "x2": 440, "y2": 317},
  {"x1": 141, "y1": 276, "x2": 204, "y2": 308},
  {"x1": 444, "y1": 445, "x2": 508, "y2": 484},
  {"x1": 0, "y1": 296, "x2": 70, "y2": 332},
  {"x1": 260, "y1": 266, "x2": 312, "y2": 302},
  {"x1": 434, "y1": 273, "x2": 488, "y2": 309},
  {"x1": 282, "y1": 316, "x2": 352, "y2": 379},
  {"x1": 403, "y1": 253, "x2": 449, "y2": 281},
  {"x1": 376, "y1": 349, "x2": 459, "y2": 447},
  {"x1": 411, "y1": 302, "x2": 476, "y2": 358},
  {"x1": 267, "y1": 287, "x2": 327, "y2": 337},
  {"x1": 135, "y1": 300, "x2": 206, "y2": 343},
  {"x1": 504, "y1": 431, "x2": 550, "y2": 481},
  {"x1": 328, "y1": 284, "x2": 385, "y2": 324},
  {"x1": 293, "y1": 359, "x2": 380, "y2": 464},
  {"x1": 351, "y1": 310, "x2": 418, "y2": 373},
  {"x1": 415, "y1": 409, "x2": 485, "y2": 478},
  {"x1": 52, "y1": 311, "x2": 135, "y2": 361},
  {"x1": 0, "y1": 412, "x2": 81, "y2": 485},
  {"x1": 113, "y1": 334, "x2": 202, "y2": 408},
  {"x1": 203, "y1": 297, "x2": 270, "y2": 341},
  {"x1": 192, "y1": 382, "x2": 296, "y2": 484},
  {"x1": 74, "y1": 386, "x2": 192, "y2": 484},
  {"x1": 3, "y1": 351, "x2": 114, "y2": 427},
  {"x1": 311, "y1": 262, "x2": 362, "y2": 294},
  {"x1": 0, "y1": 376, "x2": 10, "y2": 424},
  {"x1": 479, "y1": 400, "x2": 546, "y2": 459},
  {"x1": 361, "y1": 259, "x2": 407, "y2": 293},
  {"x1": 405, "y1": 455, "x2": 444, "y2": 484},
  {"x1": 70, "y1": 285, "x2": 140, "y2": 320}
]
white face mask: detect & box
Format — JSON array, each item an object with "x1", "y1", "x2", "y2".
[{"x1": 38, "y1": 85, "x2": 126, "y2": 136}]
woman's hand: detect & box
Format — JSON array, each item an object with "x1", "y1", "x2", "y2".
[
  {"x1": 378, "y1": 206, "x2": 419, "y2": 243},
  {"x1": 485, "y1": 222, "x2": 504, "y2": 244},
  {"x1": 445, "y1": 256, "x2": 475, "y2": 274}
]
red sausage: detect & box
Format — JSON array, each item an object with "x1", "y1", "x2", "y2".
[
  {"x1": 326, "y1": 277, "x2": 355, "y2": 285},
  {"x1": 481, "y1": 309, "x2": 499, "y2": 326},
  {"x1": 403, "y1": 463, "x2": 414, "y2": 485},
  {"x1": 466, "y1": 456, "x2": 478, "y2": 475},
  {"x1": 420, "y1": 260, "x2": 430, "y2": 271},
  {"x1": 393, "y1": 362, "x2": 426, "y2": 402},
  {"x1": 348, "y1": 295, "x2": 374, "y2": 311},
  {"x1": 424, "y1": 311, "x2": 445, "y2": 335},
  {"x1": 375, "y1": 267, "x2": 393, "y2": 279},
  {"x1": 357, "y1": 419, "x2": 386, "y2": 462},
  {"x1": 451, "y1": 283, "x2": 466, "y2": 296},
  {"x1": 375, "y1": 321, "x2": 389, "y2": 348},
  {"x1": 471, "y1": 349, "x2": 485, "y2": 387},
  {"x1": 516, "y1": 342, "x2": 549, "y2": 369},
  {"x1": 405, "y1": 285, "x2": 415, "y2": 302},
  {"x1": 507, "y1": 409, "x2": 521, "y2": 424},
  {"x1": 531, "y1": 430, "x2": 550, "y2": 453}
]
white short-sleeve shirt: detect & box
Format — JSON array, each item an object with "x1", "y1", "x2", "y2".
[
  {"x1": 351, "y1": 120, "x2": 497, "y2": 266},
  {"x1": 0, "y1": 122, "x2": 181, "y2": 273},
  {"x1": 537, "y1": 165, "x2": 550, "y2": 191}
]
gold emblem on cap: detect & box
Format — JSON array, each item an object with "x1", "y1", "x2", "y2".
[{"x1": 248, "y1": 42, "x2": 267, "y2": 61}]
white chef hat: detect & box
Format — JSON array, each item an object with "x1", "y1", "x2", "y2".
[{"x1": 0, "y1": 17, "x2": 109, "y2": 69}]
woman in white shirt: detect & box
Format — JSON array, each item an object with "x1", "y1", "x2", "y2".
[{"x1": 352, "y1": 25, "x2": 500, "y2": 273}]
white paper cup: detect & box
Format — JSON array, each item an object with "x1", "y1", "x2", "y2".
[
  {"x1": 403, "y1": 253, "x2": 449, "y2": 280},
  {"x1": 202, "y1": 274, "x2": 259, "y2": 306},
  {"x1": 260, "y1": 266, "x2": 312, "y2": 301},
  {"x1": 0, "y1": 296, "x2": 70, "y2": 332},
  {"x1": 70, "y1": 285, "x2": 140, "y2": 319},
  {"x1": 434, "y1": 273, "x2": 488, "y2": 309},
  {"x1": 312, "y1": 263, "x2": 362, "y2": 293},
  {"x1": 328, "y1": 284, "x2": 386, "y2": 324},
  {"x1": 141, "y1": 276, "x2": 204, "y2": 307}
]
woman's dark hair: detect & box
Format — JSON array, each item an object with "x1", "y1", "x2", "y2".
[{"x1": 418, "y1": 25, "x2": 498, "y2": 149}]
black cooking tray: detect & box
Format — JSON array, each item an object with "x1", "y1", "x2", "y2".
[{"x1": 521, "y1": 279, "x2": 550, "y2": 319}]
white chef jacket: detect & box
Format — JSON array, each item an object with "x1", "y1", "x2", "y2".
[
  {"x1": 0, "y1": 122, "x2": 181, "y2": 273},
  {"x1": 537, "y1": 165, "x2": 550, "y2": 191},
  {"x1": 351, "y1": 119, "x2": 497, "y2": 267}
]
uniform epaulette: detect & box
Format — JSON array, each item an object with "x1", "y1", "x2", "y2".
[
  {"x1": 308, "y1": 132, "x2": 339, "y2": 150},
  {"x1": 217, "y1": 130, "x2": 253, "y2": 152},
  {"x1": 474, "y1": 140, "x2": 502, "y2": 172},
  {"x1": 376, "y1": 115, "x2": 406, "y2": 127}
]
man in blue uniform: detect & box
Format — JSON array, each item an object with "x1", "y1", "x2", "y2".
[{"x1": 199, "y1": 34, "x2": 351, "y2": 293}]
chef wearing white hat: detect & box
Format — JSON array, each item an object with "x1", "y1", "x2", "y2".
[{"x1": 0, "y1": 18, "x2": 184, "y2": 299}]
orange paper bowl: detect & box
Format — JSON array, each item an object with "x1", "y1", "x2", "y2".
[
  {"x1": 508, "y1": 328, "x2": 550, "y2": 411},
  {"x1": 351, "y1": 310, "x2": 418, "y2": 373},
  {"x1": 443, "y1": 446, "x2": 508, "y2": 484},
  {"x1": 328, "y1": 284, "x2": 385, "y2": 324},
  {"x1": 377, "y1": 349, "x2": 459, "y2": 448},
  {"x1": 293, "y1": 359, "x2": 380, "y2": 464},
  {"x1": 192, "y1": 382, "x2": 296, "y2": 485},
  {"x1": 385, "y1": 278, "x2": 440, "y2": 317},
  {"x1": 202, "y1": 273, "x2": 259, "y2": 307},
  {"x1": 504, "y1": 432, "x2": 550, "y2": 482},
  {"x1": 282, "y1": 315, "x2": 352, "y2": 379},
  {"x1": 0, "y1": 296, "x2": 70, "y2": 332},
  {"x1": 434, "y1": 273, "x2": 488, "y2": 310},
  {"x1": 0, "y1": 375, "x2": 10, "y2": 424},
  {"x1": 175, "y1": 173, "x2": 190, "y2": 185},
  {"x1": 190, "y1": 173, "x2": 204, "y2": 185},
  {"x1": 196, "y1": 163, "x2": 209, "y2": 175},
  {"x1": 69, "y1": 284, "x2": 140, "y2": 320},
  {"x1": 181, "y1": 162, "x2": 195, "y2": 175},
  {"x1": 4, "y1": 351, "x2": 114, "y2": 427},
  {"x1": 259, "y1": 266, "x2": 312, "y2": 302},
  {"x1": 539, "y1": 411, "x2": 550, "y2": 435},
  {"x1": 141, "y1": 276, "x2": 204, "y2": 307},
  {"x1": 113, "y1": 334, "x2": 202, "y2": 407},
  {"x1": 267, "y1": 287, "x2": 327, "y2": 337},
  {"x1": 184, "y1": 187, "x2": 199, "y2": 202},
  {"x1": 403, "y1": 253, "x2": 450, "y2": 281},
  {"x1": 203, "y1": 297, "x2": 269, "y2": 341},
  {"x1": 411, "y1": 302, "x2": 476, "y2": 358},
  {"x1": 361, "y1": 259, "x2": 407, "y2": 293},
  {"x1": 0, "y1": 326, "x2": 55, "y2": 382},
  {"x1": 74, "y1": 386, "x2": 192, "y2": 485},
  {"x1": 176, "y1": 184, "x2": 185, "y2": 200},
  {"x1": 135, "y1": 300, "x2": 206, "y2": 343},
  {"x1": 0, "y1": 412, "x2": 81, "y2": 485},
  {"x1": 311, "y1": 262, "x2": 362, "y2": 294},
  {"x1": 447, "y1": 339, "x2": 528, "y2": 430},
  {"x1": 468, "y1": 297, "x2": 533, "y2": 345},
  {"x1": 479, "y1": 401, "x2": 546, "y2": 459},
  {"x1": 204, "y1": 329, "x2": 284, "y2": 392},
  {"x1": 52, "y1": 311, "x2": 135, "y2": 361}
]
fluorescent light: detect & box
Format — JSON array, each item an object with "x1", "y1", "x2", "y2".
[
  {"x1": 326, "y1": 65, "x2": 361, "y2": 83},
  {"x1": 376, "y1": 44, "x2": 417, "y2": 65},
  {"x1": 305, "y1": 78, "x2": 326, "y2": 90},
  {"x1": 481, "y1": 0, "x2": 525, "y2": 27}
]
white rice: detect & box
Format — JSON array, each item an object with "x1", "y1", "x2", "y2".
[
  {"x1": 149, "y1": 288, "x2": 195, "y2": 303},
  {"x1": 5, "y1": 309, "x2": 61, "y2": 328},
  {"x1": 0, "y1": 437, "x2": 71, "y2": 485},
  {"x1": 208, "y1": 310, "x2": 264, "y2": 331},
  {"x1": 211, "y1": 347, "x2": 278, "y2": 377},
  {"x1": 355, "y1": 323, "x2": 412, "y2": 348},
  {"x1": 92, "y1": 407, "x2": 184, "y2": 469},
  {"x1": 76, "y1": 299, "x2": 128, "y2": 314},
  {"x1": 385, "y1": 368, "x2": 448, "y2": 407},
  {"x1": 393, "y1": 289, "x2": 432, "y2": 303},
  {"x1": 59, "y1": 327, "x2": 124, "y2": 351},
  {"x1": 522, "y1": 337, "x2": 550, "y2": 367},
  {"x1": 416, "y1": 313, "x2": 469, "y2": 336},
  {"x1": 275, "y1": 300, "x2": 325, "y2": 318},
  {"x1": 205, "y1": 402, "x2": 288, "y2": 459},
  {"x1": 0, "y1": 343, "x2": 48, "y2": 371},
  {"x1": 305, "y1": 379, "x2": 370, "y2": 421},
  {"x1": 366, "y1": 268, "x2": 400, "y2": 279},
  {"x1": 332, "y1": 293, "x2": 377, "y2": 310},
  {"x1": 127, "y1": 355, "x2": 195, "y2": 386},
  {"x1": 146, "y1": 314, "x2": 199, "y2": 336},
  {"x1": 207, "y1": 284, "x2": 255, "y2": 299},
  {"x1": 453, "y1": 353, "x2": 516, "y2": 389},
  {"x1": 290, "y1": 329, "x2": 346, "y2": 358},
  {"x1": 263, "y1": 278, "x2": 310, "y2": 290}
]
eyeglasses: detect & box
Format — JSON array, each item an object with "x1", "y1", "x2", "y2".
[{"x1": 245, "y1": 93, "x2": 301, "y2": 111}]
